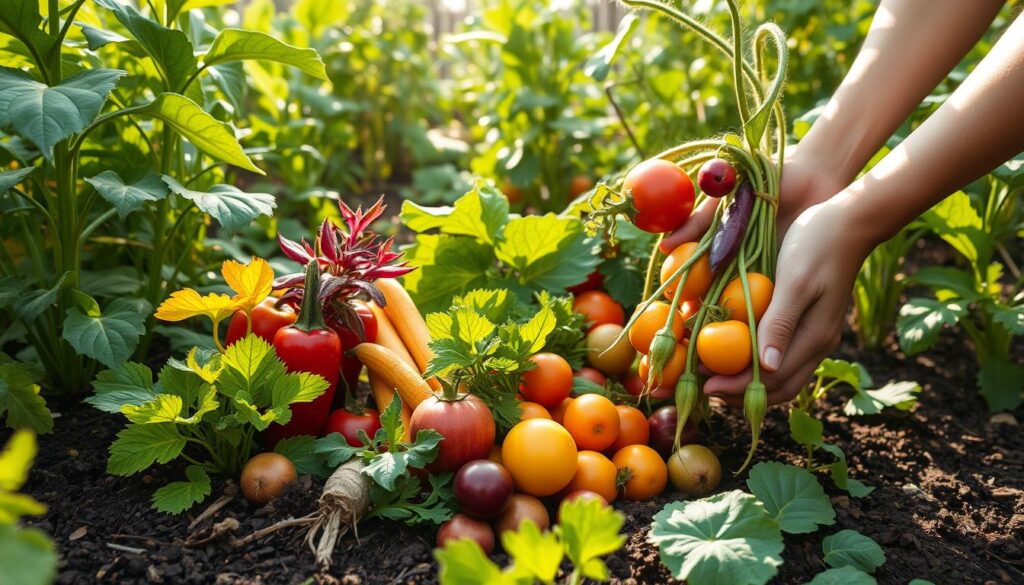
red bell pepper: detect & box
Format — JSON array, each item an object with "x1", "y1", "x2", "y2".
[
  {"x1": 265, "y1": 263, "x2": 342, "y2": 447},
  {"x1": 328, "y1": 301, "x2": 379, "y2": 407},
  {"x1": 224, "y1": 297, "x2": 297, "y2": 345}
]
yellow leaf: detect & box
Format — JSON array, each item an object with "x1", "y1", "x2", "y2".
[
  {"x1": 155, "y1": 289, "x2": 241, "y2": 323},
  {"x1": 186, "y1": 348, "x2": 223, "y2": 384},
  {"x1": 222, "y1": 257, "x2": 274, "y2": 312}
]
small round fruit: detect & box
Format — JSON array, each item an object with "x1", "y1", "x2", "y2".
[
  {"x1": 502, "y1": 419, "x2": 578, "y2": 496},
  {"x1": 638, "y1": 343, "x2": 687, "y2": 389},
  {"x1": 567, "y1": 270, "x2": 604, "y2": 295},
  {"x1": 648, "y1": 406, "x2": 699, "y2": 457},
  {"x1": 610, "y1": 405, "x2": 650, "y2": 452},
  {"x1": 240, "y1": 453, "x2": 296, "y2": 506},
  {"x1": 564, "y1": 450, "x2": 618, "y2": 503},
  {"x1": 623, "y1": 159, "x2": 695, "y2": 233},
  {"x1": 573, "y1": 291, "x2": 625, "y2": 330},
  {"x1": 520, "y1": 353, "x2": 573, "y2": 408},
  {"x1": 454, "y1": 460, "x2": 514, "y2": 519},
  {"x1": 660, "y1": 242, "x2": 713, "y2": 302},
  {"x1": 720, "y1": 273, "x2": 774, "y2": 323},
  {"x1": 558, "y1": 490, "x2": 608, "y2": 522},
  {"x1": 575, "y1": 367, "x2": 607, "y2": 386},
  {"x1": 563, "y1": 394, "x2": 620, "y2": 452},
  {"x1": 501, "y1": 178, "x2": 523, "y2": 205},
  {"x1": 518, "y1": 401, "x2": 552, "y2": 421},
  {"x1": 324, "y1": 407, "x2": 381, "y2": 447},
  {"x1": 612, "y1": 445, "x2": 668, "y2": 501},
  {"x1": 624, "y1": 372, "x2": 645, "y2": 397},
  {"x1": 697, "y1": 158, "x2": 737, "y2": 197},
  {"x1": 667, "y1": 445, "x2": 722, "y2": 497},
  {"x1": 437, "y1": 514, "x2": 495, "y2": 554},
  {"x1": 494, "y1": 494, "x2": 550, "y2": 535},
  {"x1": 629, "y1": 302, "x2": 685, "y2": 354},
  {"x1": 410, "y1": 393, "x2": 496, "y2": 473},
  {"x1": 549, "y1": 397, "x2": 573, "y2": 425},
  {"x1": 696, "y1": 321, "x2": 752, "y2": 375},
  {"x1": 585, "y1": 324, "x2": 636, "y2": 375},
  {"x1": 570, "y1": 175, "x2": 595, "y2": 198}
]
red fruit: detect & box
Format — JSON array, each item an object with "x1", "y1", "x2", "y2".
[
  {"x1": 410, "y1": 394, "x2": 496, "y2": 473},
  {"x1": 648, "y1": 405, "x2": 699, "y2": 457},
  {"x1": 520, "y1": 353, "x2": 573, "y2": 408},
  {"x1": 225, "y1": 297, "x2": 296, "y2": 345},
  {"x1": 324, "y1": 407, "x2": 381, "y2": 447},
  {"x1": 575, "y1": 367, "x2": 607, "y2": 387},
  {"x1": 623, "y1": 159, "x2": 695, "y2": 233},
  {"x1": 453, "y1": 460, "x2": 514, "y2": 519},
  {"x1": 567, "y1": 270, "x2": 604, "y2": 295},
  {"x1": 573, "y1": 291, "x2": 625, "y2": 331},
  {"x1": 437, "y1": 514, "x2": 495, "y2": 554},
  {"x1": 697, "y1": 158, "x2": 737, "y2": 197}
]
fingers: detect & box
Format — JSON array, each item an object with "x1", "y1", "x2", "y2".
[
  {"x1": 756, "y1": 267, "x2": 816, "y2": 373},
  {"x1": 659, "y1": 200, "x2": 717, "y2": 254}
]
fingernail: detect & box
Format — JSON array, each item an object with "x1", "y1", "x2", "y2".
[{"x1": 763, "y1": 346, "x2": 781, "y2": 370}]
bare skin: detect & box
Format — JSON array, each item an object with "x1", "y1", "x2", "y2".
[{"x1": 663, "y1": 0, "x2": 1021, "y2": 406}]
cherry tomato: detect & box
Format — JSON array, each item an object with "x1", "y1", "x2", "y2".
[
  {"x1": 696, "y1": 321, "x2": 752, "y2": 375},
  {"x1": 567, "y1": 270, "x2": 604, "y2": 295},
  {"x1": 502, "y1": 419, "x2": 578, "y2": 497},
  {"x1": 575, "y1": 367, "x2": 607, "y2": 386},
  {"x1": 225, "y1": 297, "x2": 296, "y2": 345},
  {"x1": 585, "y1": 324, "x2": 636, "y2": 375},
  {"x1": 562, "y1": 394, "x2": 620, "y2": 452},
  {"x1": 697, "y1": 158, "x2": 737, "y2": 197},
  {"x1": 720, "y1": 273, "x2": 774, "y2": 324},
  {"x1": 660, "y1": 242, "x2": 712, "y2": 302},
  {"x1": 324, "y1": 407, "x2": 381, "y2": 447},
  {"x1": 495, "y1": 494, "x2": 549, "y2": 535},
  {"x1": 638, "y1": 343, "x2": 687, "y2": 389},
  {"x1": 564, "y1": 450, "x2": 618, "y2": 503},
  {"x1": 437, "y1": 514, "x2": 495, "y2": 554},
  {"x1": 573, "y1": 291, "x2": 625, "y2": 331},
  {"x1": 453, "y1": 460, "x2": 514, "y2": 519},
  {"x1": 518, "y1": 401, "x2": 552, "y2": 421},
  {"x1": 520, "y1": 353, "x2": 573, "y2": 408},
  {"x1": 549, "y1": 397, "x2": 573, "y2": 426},
  {"x1": 629, "y1": 302, "x2": 685, "y2": 354},
  {"x1": 570, "y1": 175, "x2": 595, "y2": 198},
  {"x1": 609, "y1": 405, "x2": 650, "y2": 453},
  {"x1": 612, "y1": 444, "x2": 668, "y2": 501},
  {"x1": 501, "y1": 178, "x2": 523, "y2": 205},
  {"x1": 623, "y1": 159, "x2": 695, "y2": 233}
]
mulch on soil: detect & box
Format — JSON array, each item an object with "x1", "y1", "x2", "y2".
[{"x1": 14, "y1": 327, "x2": 1024, "y2": 584}]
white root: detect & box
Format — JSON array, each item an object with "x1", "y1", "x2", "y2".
[{"x1": 305, "y1": 458, "x2": 372, "y2": 568}]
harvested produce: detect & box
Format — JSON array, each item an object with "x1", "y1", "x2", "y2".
[
  {"x1": 696, "y1": 321, "x2": 752, "y2": 376},
  {"x1": 240, "y1": 453, "x2": 297, "y2": 506},
  {"x1": 638, "y1": 343, "x2": 687, "y2": 390},
  {"x1": 563, "y1": 394, "x2": 620, "y2": 451},
  {"x1": 411, "y1": 393, "x2": 495, "y2": 473},
  {"x1": 629, "y1": 302, "x2": 685, "y2": 354},
  {"x1": 708, "y1": 180, "x2": 755, "y2": 272},
  {"x1": 660, "y1": 242, "x2": 712, "y2": 302},
  {"x1": 667, "y1": 445, "x2": 722, "y2": 497},
  {"x1": 225, "y1": 297, "x2": 296, "y2": 345},
  {"x1": 550, "y1": 398, "x2": 574, "y2": 425},
  {"x1": 574, "y1": 366, "x2": 607, "y2": 386},
  {"x1": 564, "y1": 450, "x2": 618, "y2": 503},
  {"x1": 437, "y1": 514, "x2": 495, "y2": 554},
  {"x1": 612, "y1": 444, "x2": 668, "y2": 501},
  {"x1": 502, "y1": 419, "x2": 578, "y2": 496},
  {"x1": 325, "y1": 407, "x2": 382, "y2": 448},
  {"x1": 520, "y1": 352, "x2": 573, "y2": 408},
  {"x1": 721, "y1": 272, "x2": 774, "y2": 323},
  {"x1": 585, "y1": 323, "x2": 636, "y2": 375},
  {"x1": 697, "y1": 157, "x2": 738, "y2": 197},
  {"x1": 609, "y1": 405, "x2": 650, "y2": 452},
  {"x1": 648, "y1": 406, "x2": 698, "y2": 457},
  {"x1": 573, "y1": 290, "x2": 625, "y2": 330},
  {"x1": 518, "y1": 401, "x2": 552, "y2": 421},
  {"x1": 494, "y1": 494, "x2": 550, "y2": 535},
  {"x1": 453, "y1": 460, "x2": 514, "y2": 519},
  {"x1": 622, "y1": 158, "x2": 695, "y2": 233},
  {"x1": 354, "y1": 343, "x2": 433, "y2": 409}
]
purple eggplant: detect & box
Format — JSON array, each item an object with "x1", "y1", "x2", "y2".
[{"x1": 709, "y1": 181, "x2": 754, "y2": 272}]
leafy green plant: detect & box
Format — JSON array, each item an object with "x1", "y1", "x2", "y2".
[
  {"x1": 853, "y1": 220, "x2": 926, "y2": 349},
  {"x1": 0, "y1": 430, "x2": 57, "y2": 585},
  {"x1": 0, "y1": 0, "x2": 325, "y2": 395},
  {"x1": 435, "y1": 497, "x2": 626, "y2": 585},
  {"x1": 0, "y1": 353, "x2": 52, "y2": 434},
  {"x1": 896, "y1": 172, "x2": 1024, "y2": 411}
]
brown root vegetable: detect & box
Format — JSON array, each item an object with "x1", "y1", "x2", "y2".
[
  {"x1": 709, "y1": 180, "x2": 754, "y2": 272},
  {"x1": 437, "y1": 514, "x2": 496, "y2": 554},
  {"x1": 667, "y1": 444, "x2": 722, "y2": 497},
  {"x1": 305, "y1": 459, "x2": 372, "y2": 568},
  {"x1": 240, "y1": 453, "x2": 296, "y2": 506},
  {"x1": 494, "y1": 494, "x2": 550, "y2": 535}
]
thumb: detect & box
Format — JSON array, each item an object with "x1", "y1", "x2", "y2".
[
  {"x1": 659, "y1": 200, "x2": 716, "y2": 254},
  {"x1": 756, "y1": 275, "x2": 813, "y2": 372}
]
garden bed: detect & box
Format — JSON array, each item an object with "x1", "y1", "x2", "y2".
[{"x1": 20, "y1": 330, "x2": 1022, "y2": 585}]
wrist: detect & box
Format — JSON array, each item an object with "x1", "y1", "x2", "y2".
[{"x1": 818, "y1": 190, "x2": 885, "y2": 259}]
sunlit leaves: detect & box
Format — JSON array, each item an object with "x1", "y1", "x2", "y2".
[
  {"x1": 203, "y1": 29, "x2": 327, "y2": 79},
  {"x1": 163, "y1": 175, "x2": 275, "y2": 230},
  {"x1": 140, "y1": 94, "x2": 261, "y2": 173},
  {"x1": 62, "y1": 298, "x2": 149, "y2": 369},
  {"x1": 85, "y1": 171, "x2": 168, "y2": 218},
  {"x1": 221, "y1": 258, "x2": 274, "y2": 312},
  {"x1": 155, "y1": 289, "x2": 240, "y2": 324},
  {"x1": 107, "y1": 423, "x2": 187, "y2": 476},
  {"x1": 746, "y1": 462, "x2": 835, "y2": 534},
  {"x1": 896, "y1": 299, "x2": 966, "y2": 355},
  {"x1": 0, "y1": 360, "x2": 51, "y2": 434}
]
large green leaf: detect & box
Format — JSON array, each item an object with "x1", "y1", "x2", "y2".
[
  {"x1": 977, "y1": 357, "x2": 1024, "y2": 412},
  {"x1": 140, "y1": 93, "x2": 261, "y2": 173},
  {"x1": 403, "y1": 235, "x2": 496, "y2": 313},
  {"x1": 0, "y1": 0, "x2": 56, "y2": 57},
  {"x1": 745, "y1": 462, "x2": 835, "y2": 534},
  {"x1": 273, "y1": 435, "x2": 330, "y2": 478},
  {"x1": 0, "y1": 167, "x2": 32, "y2": 193},
  {"x1": 0, "y1": 363, "x2": 51, "y2": 434},
  {"x1": 843, "y1": 381, "x2": 921, "y2": 416},
  {"x1": 0, "y1": 67, "x2": 125, "y2": 158},
  {"x1": 822, "y1": 529, "x2": 886, "y2": 573},
  {"x1": 401, "y1": 183, "x2": 509, "y2": 245},
  {"x1": 121, "y1": 394, "x2": 184, "y2": 424},
  {"x1": 0, "y1": 525, "x2": 57, "y2": 585},
  {"x1": 819, "y1": 444, "x2": 873, "y2": 498},
  {"x1": 806, "y1": 566, "x2": 877, "y2": 585},
  {"x1": 896, "y1": 298, "x2": 966, "y2": 355},
  {"x1": 62, "y1": 298, "x2": 149, "y2": 369},
  {"x1": 87, "y1": 362, "x2": 157, "y2": 413},
  {"x1": 920, "y1": 191, "x2": 984, "y2": 263},
  {"x1": 151, "y1": 465, "x2": 211, "y2": 514},
  {"x1": 203, "y1": 29, "x2": 326, "y2": 79},
  {"x1": 788, "y1": 408, "x2": 823, "y2": 447},
  {"x1": 162, "y1": 175, "x2": 275, "y2": 230},
  {"x1": 85, "y1": 171, "x2": 168, "y2": 218},
  {"x1": 94, "y1": 0, "x2": 198, "y2": 92},
  {"x1": 649, "y1": 491, "x2": 784, "y2": 585},
  {"x1": 107, "y1": 423, "x2": 186, "y2": 476},
  {"x1": 495, "y1": 214, "x2": 601, "y2": 291},
  {"x1": 908, "y1": 267, "x2": 978, "y2": 303},
  {"x1": 13, "y1": 272, "x2": 69, "y2": 322}
]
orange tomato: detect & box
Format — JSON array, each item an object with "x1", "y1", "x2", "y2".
[
  {"x1": 518, "y1": 401, "x2": 552, "y2": 421},
  {"x1": 628, "y1": 302, "x2": 685, "y2": 354},
  {"x1": 570, "y1": 175, "x2": 594, "y2": 198},
  {"x1": 609, "y1": 405, "x2": 650, "y2": 452},
  {"x1": 660, "y1": 242, "x2": 712, "y2": 302},
  {"x1": 573, "y1": 291, "x2": 625, "y2": 330},
  {"x1": 502, "y1": 419, "x2": 578, "y2": 496},
  {"x1": 720, "y1": 273, "x2": 774, "y2": 323},
  {"x1": 562, "y1": 394, "x2": 620, "y2": 451},
  {"x1": 612, "y1": 444, "x2": 668, "y2": 501},
  {"x1": 501, "y1": 178, "x2": 523, "y2": 205},
  {"x1": 637, "y1": 343, "x2": 687, "y2": 388},
  {"x1": 696, "y1": 321, "x2": 752, "y2": 375},
  {"x1": 564, "y1": 450, "x2": 618, "y2": 503},
  {"x1": 550, "y1": 397, "x2": 573, "y2": 425},
  {"x1": 520, "y1": 352, "x2": 573, "y2": 408}
]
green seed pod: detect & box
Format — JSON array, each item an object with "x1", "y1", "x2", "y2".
[
  {"x1": 645, "y1": 326, "x2": 677, "y2": 390},
  {"x1": 673, "y1": 372, "x2": 699, "y2": 452},
  {"x1": 738, "y1": 381, "x2": 767, "y2": 472}
]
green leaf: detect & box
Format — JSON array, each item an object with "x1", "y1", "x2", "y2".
[
  {"x1": 272, "y1": 372, "x2": 329, "y2": 407},
  {"x1": 819, "y1": 444, "x2": 873, "y2": 498},
  {"x1": 434, "y1": 538, "x2": 506, "y2": 585},
  {"x1": 920, "y1": 191, "x2": 984, "y2": 263},
  {"x1": 107, "y1": 423, "x2": 186, "y2": 476},
  {"x1": 814, "y1": 358, "x2": 870, "y2": 390},
  {"x1": 403, "y1": 234, "x2": 495, "y2": 313},
  {"x1": 0, "y1": 364, "x2": 51, "y2": 434},
  {"x1": 649, "y1": 491, "x2": 784, "y2": 585},
  {"x1": 990, "y1": 303, "x2": 1024, "y2": 335},
  {"x1": 401, "y1": 183, "x2": 509, "y2": 244},
  {"x1": 844, "y1": 381, "x2": 921, "y2": 416},
  {"x1": 501, "y1": 520, "x2": 562, "y2": 583},
  {"x1": 495, "y1": 215, "x2": 601, "y2": 291},
  {"x1": 140, "y1": 93, "x2": 261, "y2": 173},
  {"x1": 157, "y1": 364, "x2": 207, "y2": 408},
  {"x1": 560, "y1": 498, "x2": 626, "y2": 580},
  {"x1": 0, "y1": 524, "x2": 58, "y2": 585},
  {"x1": 84, "y1": 171, "x2": 168, "y2": 218},
  {"x1": 14, "y1": 272, "x2": 69, "y2": 322},
  {"x1": 806, "y1": 566, "x2": 877, "y2": 585},
  {"x1": 788, "y1": 408, "x2": 823, "y2": 447},
  {"x1": 203, "y1": 28, "x2": 326, "y2": 79},
  {"x1": 312, "y1": 433, "x2": 362, "y2": 468},
  {"x1": 162, "y1": 175, "x2": 275, "y2": 230},
  {"x1": 745, "y1": 462, "x2": 835, "y2": 534},
  {"x1": 908, "y1": 267, "x2": 978, "y2": 303},
  {"x1": 584, "y1": 13, "x2": 639, "y2": 81},
  {"x1": 977, "y1": 357, "x2": 1024, "y2": 412},
  {"x1": 87, "y1": 362, "x2": 156, "y2": 413},
  {"x1": 121, "y1": 394, "x2": 184, "y2": 424},
  {"x1": 0, "y1": 276, "x2": 26, "y2": 310},
  {"x1": 151, "y1": 465, "x2": 211, "y2": 514},
  {"x1": 175, "y1": 385, "x2": 218, "y2": 425},
  {"x1": 62, "y1": 298, "x2": 149, "y2": 369},
  {"x1": 822, "y1": 529, "x2": 886, "y2": 573},
  {"x1": 992, "y1": 152, "x2": 1024, "y2": 189},
  {"x1": 80, "y1": 267, "x2": 145, "y2": 297},
  {"x1": 0, "y1": 0, "x2": 56, "y2": 58},
  {"x1": 908, "y1": 580, "x2": 936, "y2": 585},
  {"x1": 362, "y1": 429, "x2": 443, "y2": 491},
  {"x1": 517, "y1": 305, "x2": 557, "y2": 355},
  {"x1": 0, "y1": 429, "x2": 36, "y2": 492},
  {"x1": 78, "y1": 24, "x2": 130, "y2": 50},
  {"x1": 0, "y1": 67, "x2": 125, "y2": 158},
  {"x1": 274, "y1": 435, "x2": 330, "y2": 478},
  {"x1": 0, "y1": 167, "x2": 32, "y2": 194},
  {"x1": 896, "y1": 298, "x2": 966, "y2": 355}
]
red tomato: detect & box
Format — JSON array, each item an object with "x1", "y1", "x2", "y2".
[
  {"x1": 410, "y1": 394, "x2": 496, "y2": 473},
  {"x1": 225, "y1": 297, "x2": 296, "y2": 345},
  {"x1": 567, "y1": 270, "x2": 605, "y2": 295},
  {"x1": 623, "y1": 159, "x2": 695, "y2": 233},
  {"x1": 573, "y1": 291, "x2": 625, "y2": 330},
  {"x1": 575, "y1": 367, "x2": 607, "y2": 387},
  {"x1": 324, "y1": 407, "x2": 381, "y2": 447},
  {"x1": 520, "y1": 353, "x2": 573, "y2": 408}
]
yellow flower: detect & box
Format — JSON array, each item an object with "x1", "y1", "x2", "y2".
[
  {"x1": 222, "y1": 257, "x2": 274, "y2": 313},
  {"x1": 155, "y1": 289, "x2": 241, "y2": 324}
]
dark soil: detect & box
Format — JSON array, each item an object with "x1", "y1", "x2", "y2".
[{"x1": 15, "y1": 320, "x2": 1024, "y2": 584}]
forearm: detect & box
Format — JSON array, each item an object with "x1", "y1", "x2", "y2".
[
  {"x1": 798, "y1": 0, "x2": 1003, "y2": 185},
  {"x1": 839, "y1": 13, "x2": 1024, "y2": 246}
]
